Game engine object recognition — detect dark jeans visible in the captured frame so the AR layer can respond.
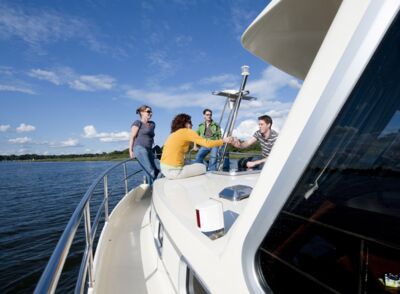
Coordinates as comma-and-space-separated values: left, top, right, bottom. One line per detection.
237, 155, 264, 171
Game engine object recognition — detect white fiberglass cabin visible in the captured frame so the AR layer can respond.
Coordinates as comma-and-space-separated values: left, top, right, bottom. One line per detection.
36, 0, 400, 293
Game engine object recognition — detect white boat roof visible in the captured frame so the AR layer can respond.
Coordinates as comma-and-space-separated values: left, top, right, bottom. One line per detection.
241, 0, 342, 80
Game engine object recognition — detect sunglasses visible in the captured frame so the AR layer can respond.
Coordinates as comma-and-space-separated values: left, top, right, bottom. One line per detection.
144, 110, 152, 114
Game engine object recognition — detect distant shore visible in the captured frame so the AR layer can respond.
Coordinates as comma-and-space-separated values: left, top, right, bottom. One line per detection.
0, 150, 129, 162
1, 144, 262, 162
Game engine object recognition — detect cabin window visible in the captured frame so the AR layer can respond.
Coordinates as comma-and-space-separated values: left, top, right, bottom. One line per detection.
256, 13, 400, 294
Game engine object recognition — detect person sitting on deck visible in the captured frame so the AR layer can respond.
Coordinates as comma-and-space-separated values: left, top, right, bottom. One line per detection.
193, 108, 222, 171
233, 115, 278, 170
160, 113, 234, 180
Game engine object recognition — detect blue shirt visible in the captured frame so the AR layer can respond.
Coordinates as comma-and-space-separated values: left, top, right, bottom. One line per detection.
132, 120, 155, 149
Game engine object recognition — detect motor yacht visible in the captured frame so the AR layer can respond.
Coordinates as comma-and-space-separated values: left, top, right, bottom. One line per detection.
35, 0, 400, 293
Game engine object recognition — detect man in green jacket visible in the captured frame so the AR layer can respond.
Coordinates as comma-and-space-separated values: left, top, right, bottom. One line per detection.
193, 108, 221, 171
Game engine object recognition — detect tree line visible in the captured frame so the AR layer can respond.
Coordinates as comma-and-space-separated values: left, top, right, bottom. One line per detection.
0, 149, 130, 161
0, 142, 261, 162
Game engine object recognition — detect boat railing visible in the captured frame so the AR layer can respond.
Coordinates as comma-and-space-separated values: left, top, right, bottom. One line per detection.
34, 159, 145, 294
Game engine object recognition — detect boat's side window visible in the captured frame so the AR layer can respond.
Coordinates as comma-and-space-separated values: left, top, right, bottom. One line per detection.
256, 13, 400, 294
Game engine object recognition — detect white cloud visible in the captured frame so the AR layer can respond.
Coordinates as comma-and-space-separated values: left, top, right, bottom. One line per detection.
16, 123, 36, 133
0, 66, 13, 76
83, 125, 97, 138
0, 84, 35, 94
288, 79, 302, 89
231, 108, 288, 140
177, 83, 193, 91
28, 66, 116, 92
28, 69, 61, 85
247, 66, 296, 99
126, 88, 222, 110
126, 65, 300, 139
232, 120, 258, 139
144, 50, 177, 86
49, 138, 80, 147
69, 75, 115, 91
230, 2, 261, 37
69, 80, 91, 91
0, 3, 107, 54
99, 132, 130, 142
60, 138, 79, 147
265, 108, 291, 132
126, 66, 299, 116
9, 137, 32, 144
0, 124, 11, 132
200, 74, 238, 88
17, 148, 30, 154
83, 125, 129, 142
231, 66, 299, 125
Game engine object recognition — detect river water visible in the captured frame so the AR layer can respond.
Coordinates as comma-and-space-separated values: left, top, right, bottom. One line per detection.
0, 161, 144, 293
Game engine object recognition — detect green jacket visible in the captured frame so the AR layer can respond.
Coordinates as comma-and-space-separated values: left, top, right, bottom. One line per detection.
197, 121, 221, 140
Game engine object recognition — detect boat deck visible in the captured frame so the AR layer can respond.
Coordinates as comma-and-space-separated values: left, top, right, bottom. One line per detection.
92, 171, 260, 294
92, 185, 168, 294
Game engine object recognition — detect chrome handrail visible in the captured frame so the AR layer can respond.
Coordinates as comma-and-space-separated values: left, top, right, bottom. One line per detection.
34, 159, 144, 294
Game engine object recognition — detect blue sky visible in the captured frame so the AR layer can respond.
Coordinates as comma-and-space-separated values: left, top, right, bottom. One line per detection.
0, 0, 300, 155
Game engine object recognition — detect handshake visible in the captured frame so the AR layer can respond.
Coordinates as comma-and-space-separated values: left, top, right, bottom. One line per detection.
222, 136, 241, 148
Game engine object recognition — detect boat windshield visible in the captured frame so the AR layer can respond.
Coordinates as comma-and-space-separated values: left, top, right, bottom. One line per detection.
257, 13, 400, 294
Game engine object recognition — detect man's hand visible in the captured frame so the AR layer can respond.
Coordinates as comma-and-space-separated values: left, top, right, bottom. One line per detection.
232, 137, 241, 148
192, 145, 199, 152
246, 160, 258, 168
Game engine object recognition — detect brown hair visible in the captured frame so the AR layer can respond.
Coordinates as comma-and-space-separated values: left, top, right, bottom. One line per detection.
136, 105, 151, 116
258, 115, 272, 127
171, 113, 192, 133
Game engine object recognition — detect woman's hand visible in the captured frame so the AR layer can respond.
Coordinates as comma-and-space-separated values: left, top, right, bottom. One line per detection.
223, 136, 234, 144
129, 150, 135, 159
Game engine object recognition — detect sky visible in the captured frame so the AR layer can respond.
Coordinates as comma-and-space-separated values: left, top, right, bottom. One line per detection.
0, 0, 301, 155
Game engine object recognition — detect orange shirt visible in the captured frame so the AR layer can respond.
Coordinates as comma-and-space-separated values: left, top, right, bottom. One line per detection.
161, 128, 223, 167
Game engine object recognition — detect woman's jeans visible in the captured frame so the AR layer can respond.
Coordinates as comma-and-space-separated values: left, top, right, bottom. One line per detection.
194, 147, 219, 171
133, 145, 159, 185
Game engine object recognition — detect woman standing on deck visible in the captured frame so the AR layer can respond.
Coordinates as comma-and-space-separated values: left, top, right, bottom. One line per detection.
129, 105, 159, 185
160, 113, 233, 179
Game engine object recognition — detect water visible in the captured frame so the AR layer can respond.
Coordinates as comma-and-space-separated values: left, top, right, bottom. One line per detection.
0, 161, 144, 293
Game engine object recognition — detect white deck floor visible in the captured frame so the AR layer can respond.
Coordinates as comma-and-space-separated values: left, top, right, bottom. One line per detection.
92, 185, 152, 294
